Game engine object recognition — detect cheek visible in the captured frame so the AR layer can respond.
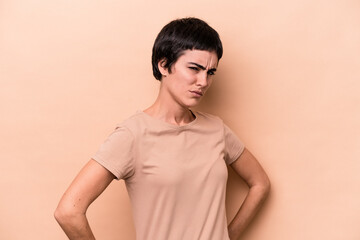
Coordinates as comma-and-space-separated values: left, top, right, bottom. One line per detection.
208, 77, 214, 86
172, 71, 194, 89
181, 70, 196, 84
169, 69, 196, 94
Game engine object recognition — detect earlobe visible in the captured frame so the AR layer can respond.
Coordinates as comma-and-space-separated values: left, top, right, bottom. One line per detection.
158, 59, 168, 77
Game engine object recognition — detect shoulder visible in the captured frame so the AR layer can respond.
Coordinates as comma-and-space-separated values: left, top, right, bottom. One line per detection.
195, 111, 240, 137
112, 111, 144, 134
192, 110, 227, 132
113, 109, 170, 137
194, 110, 224, 124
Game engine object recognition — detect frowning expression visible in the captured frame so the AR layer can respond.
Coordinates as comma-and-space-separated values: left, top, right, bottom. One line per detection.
159, 49, 219, 107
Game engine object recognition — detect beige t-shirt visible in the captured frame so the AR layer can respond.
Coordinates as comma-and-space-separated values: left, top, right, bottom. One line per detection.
92, 109, 245, 240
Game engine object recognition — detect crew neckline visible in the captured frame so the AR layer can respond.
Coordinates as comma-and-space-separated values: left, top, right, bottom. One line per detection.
136, 109, 199, 129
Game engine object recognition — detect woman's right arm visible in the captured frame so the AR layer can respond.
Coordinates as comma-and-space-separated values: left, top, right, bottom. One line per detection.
54, 159, 115, 240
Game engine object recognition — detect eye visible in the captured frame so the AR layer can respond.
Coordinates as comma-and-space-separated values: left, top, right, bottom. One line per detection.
207, 70, 215, 76
189, 67, 199, 71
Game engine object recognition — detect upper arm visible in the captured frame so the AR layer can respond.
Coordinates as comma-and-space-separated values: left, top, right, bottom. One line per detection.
57, 159, 115, 215
230, 148, 270, 189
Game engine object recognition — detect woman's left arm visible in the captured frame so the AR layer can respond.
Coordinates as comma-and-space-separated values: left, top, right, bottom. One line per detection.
227, 148, 271, 240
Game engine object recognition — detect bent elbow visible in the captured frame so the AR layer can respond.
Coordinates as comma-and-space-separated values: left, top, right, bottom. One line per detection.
54, 205, 68, 224
264, 178, 271, 195
254, 176, 271, 198
261, 176, 271, 198
54, 203, 79, 225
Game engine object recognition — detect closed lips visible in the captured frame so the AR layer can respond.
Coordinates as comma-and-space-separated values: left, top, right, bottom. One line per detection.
190, 90, 203, 96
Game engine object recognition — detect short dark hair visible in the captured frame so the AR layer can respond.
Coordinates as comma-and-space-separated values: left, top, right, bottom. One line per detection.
151, 17, 223, 81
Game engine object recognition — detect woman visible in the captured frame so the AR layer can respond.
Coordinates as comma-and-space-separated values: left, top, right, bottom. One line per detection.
55, 17, 270, 240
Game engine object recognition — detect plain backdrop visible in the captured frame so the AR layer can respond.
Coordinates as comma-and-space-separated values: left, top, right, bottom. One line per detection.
1, 0, 359, 239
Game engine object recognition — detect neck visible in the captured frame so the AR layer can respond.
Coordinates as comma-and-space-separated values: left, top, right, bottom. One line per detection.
143, 90, 195, 126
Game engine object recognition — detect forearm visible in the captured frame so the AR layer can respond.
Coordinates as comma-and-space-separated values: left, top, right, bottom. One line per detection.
55, 211, 96, 240
227, 185, 270, 240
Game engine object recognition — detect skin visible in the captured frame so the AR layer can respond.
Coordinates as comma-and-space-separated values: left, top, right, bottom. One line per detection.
54, 49, 270, 240
143, 49, 218, 125
54, 160, 113, 239
227, 149, 270, 239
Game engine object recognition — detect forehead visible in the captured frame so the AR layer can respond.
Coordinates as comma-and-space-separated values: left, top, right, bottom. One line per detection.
178, 49, 218, 67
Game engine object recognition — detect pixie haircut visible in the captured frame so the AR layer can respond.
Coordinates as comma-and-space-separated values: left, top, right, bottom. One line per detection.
152, 17, 223, 81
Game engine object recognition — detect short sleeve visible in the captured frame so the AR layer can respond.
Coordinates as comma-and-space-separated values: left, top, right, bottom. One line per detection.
223, 122, 245, 165
91, 125, 135, 180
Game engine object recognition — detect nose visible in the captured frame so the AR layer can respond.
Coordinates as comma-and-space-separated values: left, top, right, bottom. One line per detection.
196, 72, 209, 88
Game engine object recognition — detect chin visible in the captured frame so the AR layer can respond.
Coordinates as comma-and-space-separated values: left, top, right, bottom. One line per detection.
185, 99, 202, 108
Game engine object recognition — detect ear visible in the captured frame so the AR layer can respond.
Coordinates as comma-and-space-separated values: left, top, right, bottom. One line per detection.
158, 58, 169, 77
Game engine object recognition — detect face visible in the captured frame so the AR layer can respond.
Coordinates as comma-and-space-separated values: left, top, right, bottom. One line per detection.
159, 49, 218, 108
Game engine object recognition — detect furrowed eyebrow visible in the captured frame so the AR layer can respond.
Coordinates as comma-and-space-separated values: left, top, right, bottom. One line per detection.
188, 62, 217, 72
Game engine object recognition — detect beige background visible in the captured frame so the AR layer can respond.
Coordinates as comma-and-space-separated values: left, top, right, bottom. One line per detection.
1, 0, 359, 239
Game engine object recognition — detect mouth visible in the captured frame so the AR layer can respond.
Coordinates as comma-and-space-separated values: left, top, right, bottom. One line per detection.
189, 90, 203, 96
